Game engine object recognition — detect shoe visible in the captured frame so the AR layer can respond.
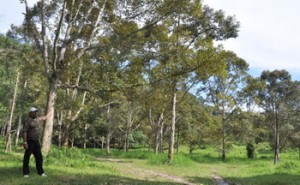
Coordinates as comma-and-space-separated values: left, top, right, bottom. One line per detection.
41, 173, 47, 177
24, 175, 29, 178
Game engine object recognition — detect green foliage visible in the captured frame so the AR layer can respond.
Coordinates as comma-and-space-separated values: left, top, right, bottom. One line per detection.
131, 130, 148, 146
256, 142, 272, 154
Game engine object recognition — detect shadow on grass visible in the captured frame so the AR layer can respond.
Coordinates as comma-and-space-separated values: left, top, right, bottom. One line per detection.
190, 173, 300, 185
242, 173, 300, 185
0, 166, 197, 185
2, 164, 300, 185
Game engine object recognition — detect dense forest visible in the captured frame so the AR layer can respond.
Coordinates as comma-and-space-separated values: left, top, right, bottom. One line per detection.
1, 0, 300, 165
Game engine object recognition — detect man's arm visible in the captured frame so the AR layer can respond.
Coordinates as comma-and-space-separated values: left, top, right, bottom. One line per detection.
39, 111, 52, 121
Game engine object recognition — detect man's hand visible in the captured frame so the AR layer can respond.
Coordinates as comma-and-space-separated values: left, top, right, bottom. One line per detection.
40, 110, 53, 121
23, 142, 28, 150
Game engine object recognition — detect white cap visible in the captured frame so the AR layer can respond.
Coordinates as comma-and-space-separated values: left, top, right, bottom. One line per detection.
29, 107, 38, 112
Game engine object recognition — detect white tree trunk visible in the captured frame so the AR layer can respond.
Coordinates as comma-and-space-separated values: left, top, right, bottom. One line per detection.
42, 77, 57, 154
57, 111, 63, 148
5, 71, 19, 153
15, 115, 22, 146
106, 104, 112, 154
168, 90, 176, 162
154, 112, 164, 154
274, 105, 280, 164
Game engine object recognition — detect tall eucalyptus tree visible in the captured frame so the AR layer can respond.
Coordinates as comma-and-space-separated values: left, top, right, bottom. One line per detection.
257, 70, 297, 164
142, 1, 240, 161
199, 51, 249, 160
15, 0, 170, 153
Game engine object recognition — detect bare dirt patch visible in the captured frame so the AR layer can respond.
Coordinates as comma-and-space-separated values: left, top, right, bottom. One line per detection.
211, 173, 229, 185
96, 157, 198, 184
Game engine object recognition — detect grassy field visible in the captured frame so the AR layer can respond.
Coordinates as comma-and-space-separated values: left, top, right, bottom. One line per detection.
1, 141, 300, 185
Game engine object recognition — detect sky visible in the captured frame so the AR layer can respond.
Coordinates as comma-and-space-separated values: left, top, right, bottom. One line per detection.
203, 0, 300, 80
1, 0, 300, 80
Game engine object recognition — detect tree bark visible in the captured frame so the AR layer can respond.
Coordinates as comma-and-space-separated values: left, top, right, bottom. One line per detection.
150, 108, 164, 154
62, 91, 87, 148
124, 109, 132, 152
106, 130, 112, 154
168, 89, 177, 162
106, 104, 112, 154
101, 136, 105, 149
5, 71, 20, 153
57, 111, 63, 148
274, 104, 280, 164
84, 123, 89, 149
15, 80, 27, 146
42, 75, 57, 154
158, 113, 164, 154
221, 117, 226, 160
15, 115, 22, 146
176, 124, 180, 154
62, 122, 70, 148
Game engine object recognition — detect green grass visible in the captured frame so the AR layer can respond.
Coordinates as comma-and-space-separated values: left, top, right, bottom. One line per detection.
1, 141, 300, 185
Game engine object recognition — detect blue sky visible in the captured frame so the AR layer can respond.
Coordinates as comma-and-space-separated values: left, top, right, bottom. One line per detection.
1, 0, 299, 80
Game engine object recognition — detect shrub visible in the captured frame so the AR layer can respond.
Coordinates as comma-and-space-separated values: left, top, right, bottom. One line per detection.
256, 143, 271, 154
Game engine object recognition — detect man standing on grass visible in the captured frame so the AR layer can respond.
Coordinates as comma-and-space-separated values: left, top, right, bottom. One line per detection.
22, 107, 51, 178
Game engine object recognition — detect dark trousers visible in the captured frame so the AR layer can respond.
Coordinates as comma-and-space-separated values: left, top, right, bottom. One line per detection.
23, 140, 44, 175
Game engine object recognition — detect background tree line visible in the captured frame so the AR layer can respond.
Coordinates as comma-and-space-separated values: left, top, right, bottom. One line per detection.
1, 0, 300, 164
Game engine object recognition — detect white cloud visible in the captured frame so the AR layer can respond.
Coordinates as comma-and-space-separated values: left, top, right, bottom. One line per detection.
204, 0, 300, 80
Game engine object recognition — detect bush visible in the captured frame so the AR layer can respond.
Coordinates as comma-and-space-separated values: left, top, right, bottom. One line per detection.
45, 147, 93, 168
256, 143, 272, 154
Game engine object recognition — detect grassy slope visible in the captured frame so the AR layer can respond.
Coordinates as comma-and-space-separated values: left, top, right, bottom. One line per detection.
1, 142, 300, 185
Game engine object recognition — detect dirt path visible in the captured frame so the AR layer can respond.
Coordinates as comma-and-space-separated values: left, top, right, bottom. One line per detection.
120, 163, 197, 185
98, 157, 231, 185
211, 173, 229, 185
98, 157, 198, 185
